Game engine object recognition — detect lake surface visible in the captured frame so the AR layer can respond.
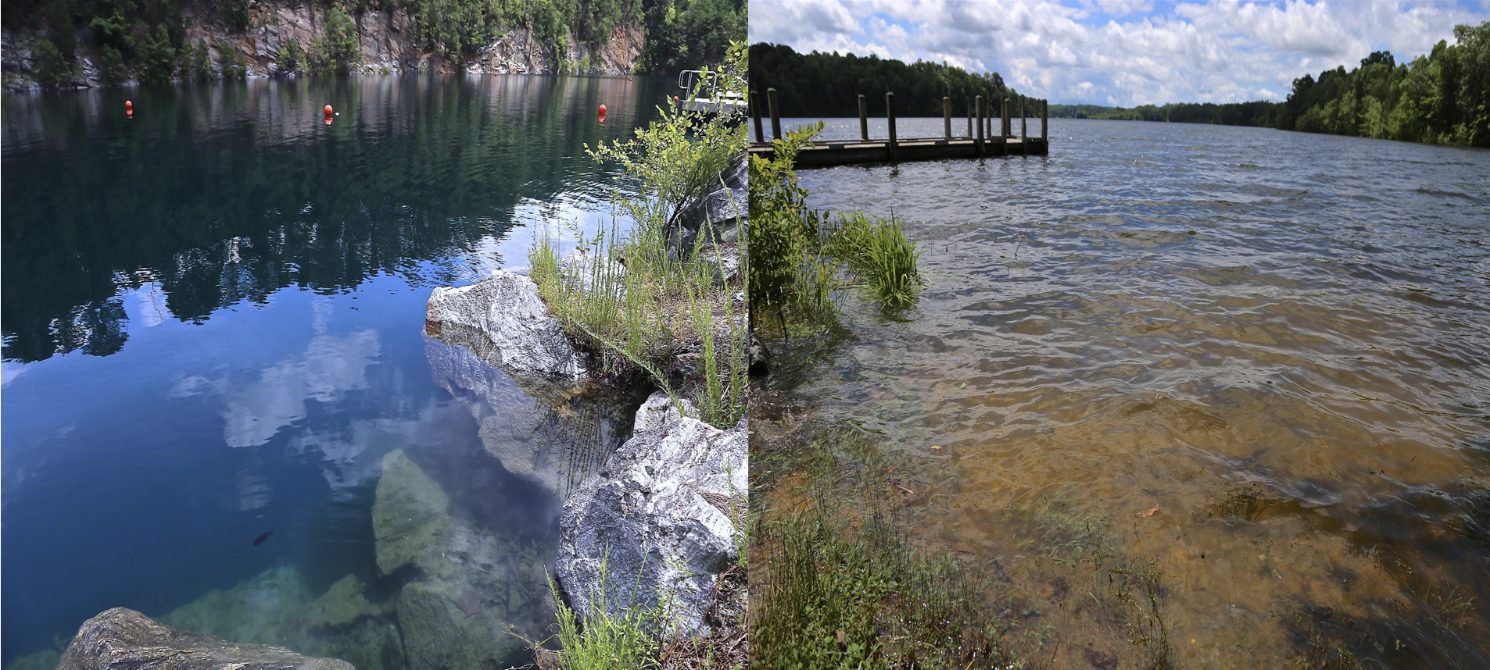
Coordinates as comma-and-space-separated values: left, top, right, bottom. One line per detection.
768, 117, 1490, 667
1, 74, 667, 667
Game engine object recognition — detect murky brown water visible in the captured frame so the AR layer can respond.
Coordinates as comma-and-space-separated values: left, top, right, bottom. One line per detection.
761, 118, 1490, 667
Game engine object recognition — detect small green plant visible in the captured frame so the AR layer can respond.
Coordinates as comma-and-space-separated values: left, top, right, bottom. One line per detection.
832, 211, 923, 309
31, 40, 72, 88
275, 38, 303, 75
546, 550, 661, 670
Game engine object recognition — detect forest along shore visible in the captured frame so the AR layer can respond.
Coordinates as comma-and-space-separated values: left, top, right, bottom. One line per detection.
1, 0, 744, 90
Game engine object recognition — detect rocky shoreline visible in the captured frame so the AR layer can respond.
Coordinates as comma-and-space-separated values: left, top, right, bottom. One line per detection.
3, 1, 642, 93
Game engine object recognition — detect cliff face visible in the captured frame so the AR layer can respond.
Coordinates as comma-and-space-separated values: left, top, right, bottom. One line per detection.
2, 1, 644, 91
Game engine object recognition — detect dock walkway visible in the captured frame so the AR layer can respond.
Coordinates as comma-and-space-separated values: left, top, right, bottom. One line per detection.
749, 89, 1049, 168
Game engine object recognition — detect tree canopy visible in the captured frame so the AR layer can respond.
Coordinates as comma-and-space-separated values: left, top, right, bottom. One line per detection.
748, 42, 1024, 118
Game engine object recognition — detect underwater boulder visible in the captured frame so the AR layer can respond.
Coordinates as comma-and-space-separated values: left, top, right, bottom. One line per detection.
372, 449, 455, 578
57, 607, 353, 670
556, 392, 747, 637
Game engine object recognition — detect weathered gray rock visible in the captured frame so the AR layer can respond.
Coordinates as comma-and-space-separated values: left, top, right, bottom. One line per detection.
669, 155, 748, 262
426, 270, 587, 380
556, 393, 747, 637
747, 331, 770, 377
57, 607, 353, 670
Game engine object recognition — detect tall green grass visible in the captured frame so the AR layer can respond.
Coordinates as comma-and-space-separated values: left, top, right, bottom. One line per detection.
831, 211, 924, 309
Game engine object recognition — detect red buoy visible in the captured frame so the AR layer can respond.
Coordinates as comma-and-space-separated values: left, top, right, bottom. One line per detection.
598, 103, 607, 123
324, 104, 333, 115
324, 117, 333, 126
125, 100, 133, 111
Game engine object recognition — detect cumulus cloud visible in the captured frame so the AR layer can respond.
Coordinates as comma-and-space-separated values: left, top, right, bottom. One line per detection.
749, 0, 1489, 106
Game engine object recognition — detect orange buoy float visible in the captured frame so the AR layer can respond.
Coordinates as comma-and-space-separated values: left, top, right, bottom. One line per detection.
125, 100, 133, 111
324, 104, 333, 115
598, 103, 607, 122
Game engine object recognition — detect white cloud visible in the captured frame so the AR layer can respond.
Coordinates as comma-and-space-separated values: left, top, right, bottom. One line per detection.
750, 0, 1490, 106
171, 330, 382, 447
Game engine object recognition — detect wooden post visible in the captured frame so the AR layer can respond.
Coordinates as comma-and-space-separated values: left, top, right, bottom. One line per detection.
886, 91, 897, 164
999, 98, 1008, 155
751, 90, 764, 144
1021, 98, 1028, 157
943, 96, 951, 139
767, 88, 781, 141
975, 95, 985, 157
1042, 99, 1048, 148
966, 100, 972, 137
858, 94, 868, 141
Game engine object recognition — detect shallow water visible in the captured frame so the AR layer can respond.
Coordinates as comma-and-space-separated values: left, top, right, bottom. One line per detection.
771, 117, 1490, 666
1, 74, 666, 665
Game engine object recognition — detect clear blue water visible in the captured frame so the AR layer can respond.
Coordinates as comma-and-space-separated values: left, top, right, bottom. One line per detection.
1, 74, 667, 665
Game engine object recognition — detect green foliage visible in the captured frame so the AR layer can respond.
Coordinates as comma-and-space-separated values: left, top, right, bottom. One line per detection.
308, 7, 360, 74
1277, 21, 1490, 147
275, 38, 303, 75
136, 23, 176, 85
530, 42, 748, 428
45, 0, 75, 64
186, 39, 211, 80
97, 44, 127, 83
217, 0, 250, 34
546, 553, 661, 670
88, 6, 134, 59
831, 211, 922, 310
750, 42, 1017, 117
748, 121, 837, 328
641, 0, 744, 74
215, 42, 246, 80
31, 40, 72, 87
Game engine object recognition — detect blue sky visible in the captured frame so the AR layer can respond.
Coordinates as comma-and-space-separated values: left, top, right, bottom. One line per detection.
748, 0, 1490, 106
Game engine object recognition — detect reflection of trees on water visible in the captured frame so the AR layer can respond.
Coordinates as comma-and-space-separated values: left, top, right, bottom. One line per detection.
1, 75, 661, 362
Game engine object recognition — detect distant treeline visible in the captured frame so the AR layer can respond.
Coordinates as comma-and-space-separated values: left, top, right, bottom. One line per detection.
1046, 101, 1279, 127
749, 42, 1028, 118
1047, 21, 1489, 148
1277, 22, 1489, 147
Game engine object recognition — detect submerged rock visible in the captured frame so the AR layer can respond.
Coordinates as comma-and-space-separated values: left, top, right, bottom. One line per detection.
556, 392, 747, 637
424, 335, 634, 498
371, 448, 555, 667
426, 270, 587, 380
372, 449, 455, 577
57, 607, 352, 670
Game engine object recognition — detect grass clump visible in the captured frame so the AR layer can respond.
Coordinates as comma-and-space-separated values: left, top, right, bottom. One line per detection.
831, 211, 923, 309
528, 42, 748, 429
749, 123, 925, 336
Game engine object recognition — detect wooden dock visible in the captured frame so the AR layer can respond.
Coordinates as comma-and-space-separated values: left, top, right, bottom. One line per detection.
749, 89, 1049, 167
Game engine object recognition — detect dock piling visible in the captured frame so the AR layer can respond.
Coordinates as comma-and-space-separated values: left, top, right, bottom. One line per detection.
1042, 99, 1048, 143
767, 88, 781, 141
975, 96, 985, 157
943, 97, 951, 139
1021, 99, 1028, 157
886, 92, 898, 164
751, 90, 764, 144
966, 100, 972, 137
858, 94, 868, 141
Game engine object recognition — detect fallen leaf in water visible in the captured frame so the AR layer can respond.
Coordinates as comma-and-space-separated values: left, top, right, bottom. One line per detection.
1138, 504, 1160, 518
1083, 643, 1118, 670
